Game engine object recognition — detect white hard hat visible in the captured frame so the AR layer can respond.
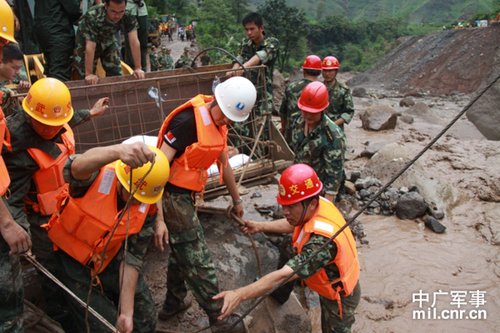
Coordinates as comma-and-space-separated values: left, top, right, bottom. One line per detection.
214, 76, 257, 122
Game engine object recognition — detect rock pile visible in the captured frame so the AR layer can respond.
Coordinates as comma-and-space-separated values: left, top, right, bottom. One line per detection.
340, 175, 447, 235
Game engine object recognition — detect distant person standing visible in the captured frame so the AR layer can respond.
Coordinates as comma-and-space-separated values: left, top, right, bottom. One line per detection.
279, 54, 322, 142
149, 45, 160, 71
322, 56, 354, 130
125, 0, 148, 71
158, 47, 174, 70
34, 0, 80, 81
174, 47, 192, 68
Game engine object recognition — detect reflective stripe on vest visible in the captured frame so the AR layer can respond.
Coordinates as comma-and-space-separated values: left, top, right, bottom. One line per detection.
26, 125, 75, 216
46, 164, 150, 274
0, 104, 11, 195
157, 94, 227, 192
292, 197, 360, 300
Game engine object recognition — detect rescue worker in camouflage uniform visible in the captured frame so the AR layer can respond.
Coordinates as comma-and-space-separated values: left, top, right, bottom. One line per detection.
0, 44, 28, 117
279, 54, 322, 142
74, 0, 145, 85
149, 45, 160, 71
290, 81, 346, 202
322, 56, 355, 130
174, 46, 192, 69
34, 0, 80, 81
3, 78, 109, 328
0, 2, 32, 331
215, 163, 361, 333
227, 12, 279, 151
45, 142, 169, 333
228, 12, 279, 116
158, 46, 174, 70
154, 77, 256, 333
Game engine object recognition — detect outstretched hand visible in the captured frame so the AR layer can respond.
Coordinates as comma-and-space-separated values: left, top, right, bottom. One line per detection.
89, 97, 110, 118
240, 220, 260, 235
212, 290, 242, 321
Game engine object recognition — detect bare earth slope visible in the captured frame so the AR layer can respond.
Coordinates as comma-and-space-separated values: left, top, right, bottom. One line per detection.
349, 25, 500, 96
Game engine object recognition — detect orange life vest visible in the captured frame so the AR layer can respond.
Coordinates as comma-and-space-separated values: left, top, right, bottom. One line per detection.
157, 94, 227, 192
0, 101, 11, 196
46, 164, 153, 274
25, 125, 75, 216
292, 197, 360, 303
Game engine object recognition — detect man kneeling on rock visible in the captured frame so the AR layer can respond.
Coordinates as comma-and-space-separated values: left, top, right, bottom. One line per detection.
214, 164, 361, 333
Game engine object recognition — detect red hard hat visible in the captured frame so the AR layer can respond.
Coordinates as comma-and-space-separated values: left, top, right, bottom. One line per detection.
302, 55, 322, 70
297, 81, 329, 113
322, 56, 340, 70
277, 164, 323, 206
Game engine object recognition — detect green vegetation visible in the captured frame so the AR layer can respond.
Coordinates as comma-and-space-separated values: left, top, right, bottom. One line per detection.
145, 0, 500, 72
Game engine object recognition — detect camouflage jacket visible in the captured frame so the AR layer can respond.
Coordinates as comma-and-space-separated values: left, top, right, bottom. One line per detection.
236, 35, 279, 97
174, 54, 192, 69
76, 4, 138, 48
0, 82, 18, 117
324, 79, 354, 125
290, 114, 346, 195
3, 110, 91, 230
279, 78, 312, 142
158, 54, 174, 70
286, 233, 339, 281
149, 52, 159, 71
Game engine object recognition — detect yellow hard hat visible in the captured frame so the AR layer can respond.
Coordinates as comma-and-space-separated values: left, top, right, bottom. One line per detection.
22, 78, 74, 126
0, 0, 17, 44
115, 146, 170, 204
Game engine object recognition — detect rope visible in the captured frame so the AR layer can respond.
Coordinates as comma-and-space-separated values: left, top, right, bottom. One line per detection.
236, 115, 269, 188
222, 73, 500, 331
23, 253, 118, 332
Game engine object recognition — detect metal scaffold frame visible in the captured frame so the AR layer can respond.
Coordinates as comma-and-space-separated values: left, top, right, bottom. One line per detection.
64, 64, 293, 197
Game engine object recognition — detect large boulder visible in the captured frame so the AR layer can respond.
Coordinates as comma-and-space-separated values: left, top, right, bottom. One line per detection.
360, 105, 398, 131
466, 78, 500, 140
362, 143, 457, 209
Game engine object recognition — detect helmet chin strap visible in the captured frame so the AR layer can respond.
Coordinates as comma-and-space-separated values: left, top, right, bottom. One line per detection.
298, 200, 312, 226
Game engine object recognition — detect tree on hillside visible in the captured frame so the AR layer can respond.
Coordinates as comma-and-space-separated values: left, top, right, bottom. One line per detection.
145, 0, 165, 13
164, 0, 190, 16
195, 0, 242, 63
257, 0, 306, 71
230, 0, 250, 24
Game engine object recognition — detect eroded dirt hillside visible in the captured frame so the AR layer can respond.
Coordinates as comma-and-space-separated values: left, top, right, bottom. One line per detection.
349, 25, 500, 96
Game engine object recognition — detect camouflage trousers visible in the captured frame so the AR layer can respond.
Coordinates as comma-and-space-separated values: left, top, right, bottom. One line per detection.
320, 282, 361, 333
162, 192, 222, 317
28, 214, 73, 327
56, 251, 156, 333
0, 239, 24, 333
74, 40, 123, 78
